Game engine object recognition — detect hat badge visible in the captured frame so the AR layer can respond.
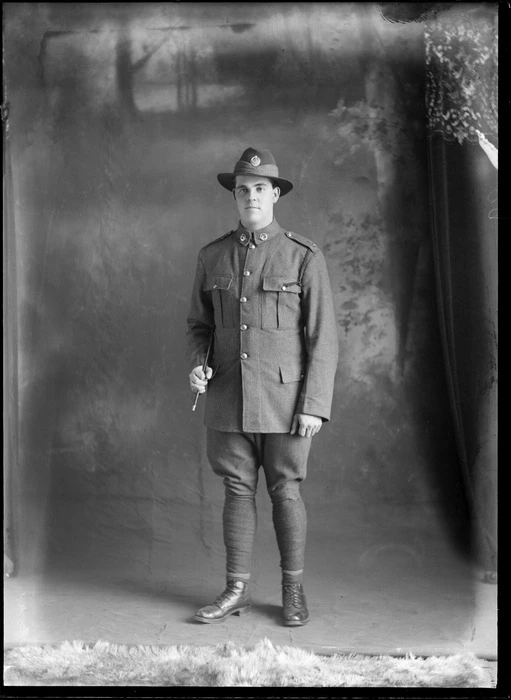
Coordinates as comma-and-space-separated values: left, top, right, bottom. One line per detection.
250, 155, 261, 167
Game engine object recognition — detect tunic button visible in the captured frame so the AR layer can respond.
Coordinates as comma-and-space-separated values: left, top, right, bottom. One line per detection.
240, 324, 248, 331
240, 296, 247, 303
259, 232, 268, 241
240, 353, 248, 360
249, 244, 256, 249
243, 270, 251, 276
286, 232, 292, 238
281, 285, 287, 291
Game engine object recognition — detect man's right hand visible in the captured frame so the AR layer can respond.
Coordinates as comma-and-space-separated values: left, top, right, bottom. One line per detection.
189, 365, 213, 394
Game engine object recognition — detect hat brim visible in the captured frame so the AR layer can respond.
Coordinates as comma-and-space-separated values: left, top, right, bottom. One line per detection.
217, 173, 293, 196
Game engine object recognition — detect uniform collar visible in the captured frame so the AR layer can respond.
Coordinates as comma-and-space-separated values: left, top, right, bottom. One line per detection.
235, 218, 284, 246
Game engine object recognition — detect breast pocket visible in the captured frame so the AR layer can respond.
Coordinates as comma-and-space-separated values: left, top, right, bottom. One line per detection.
204, 275, 235, 329
261, 277, 302, 330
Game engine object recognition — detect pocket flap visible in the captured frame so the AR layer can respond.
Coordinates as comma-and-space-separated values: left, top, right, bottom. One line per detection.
262, 277, 301, 293
280, 364, 305, 383
204, 275, 233, 291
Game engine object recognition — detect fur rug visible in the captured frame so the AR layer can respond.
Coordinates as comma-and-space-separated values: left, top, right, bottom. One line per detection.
4, 638, 490, 687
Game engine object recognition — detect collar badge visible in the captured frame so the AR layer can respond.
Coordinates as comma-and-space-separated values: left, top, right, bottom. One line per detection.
250, 155, 261, 167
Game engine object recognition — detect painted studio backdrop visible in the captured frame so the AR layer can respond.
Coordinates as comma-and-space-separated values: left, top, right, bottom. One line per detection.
4, 2, 497, 591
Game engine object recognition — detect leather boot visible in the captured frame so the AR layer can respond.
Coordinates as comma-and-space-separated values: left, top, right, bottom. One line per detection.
194, 580, 252, 624
282, 582, 309, 626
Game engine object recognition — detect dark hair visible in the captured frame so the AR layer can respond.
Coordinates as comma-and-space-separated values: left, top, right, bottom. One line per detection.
233, 175, 279, 191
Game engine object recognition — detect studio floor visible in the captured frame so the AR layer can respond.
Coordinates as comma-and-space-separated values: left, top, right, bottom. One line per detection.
5, 501, 496, 671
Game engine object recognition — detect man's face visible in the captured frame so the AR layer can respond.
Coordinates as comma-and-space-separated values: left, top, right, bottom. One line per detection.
233, 175, 280, 229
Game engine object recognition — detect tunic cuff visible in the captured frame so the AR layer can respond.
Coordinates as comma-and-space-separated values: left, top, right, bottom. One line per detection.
295, 398, 331, 423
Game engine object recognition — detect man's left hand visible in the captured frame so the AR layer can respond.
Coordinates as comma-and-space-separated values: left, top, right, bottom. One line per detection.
290, 414, 323, 438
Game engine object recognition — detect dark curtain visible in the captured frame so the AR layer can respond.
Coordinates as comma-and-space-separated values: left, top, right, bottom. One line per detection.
425, 4, 498, 573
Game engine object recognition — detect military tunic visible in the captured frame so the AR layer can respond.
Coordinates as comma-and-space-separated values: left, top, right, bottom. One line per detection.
186, 218, 339, 433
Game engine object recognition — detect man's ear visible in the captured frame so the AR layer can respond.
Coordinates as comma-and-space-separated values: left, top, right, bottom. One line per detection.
273, 186, 281, 202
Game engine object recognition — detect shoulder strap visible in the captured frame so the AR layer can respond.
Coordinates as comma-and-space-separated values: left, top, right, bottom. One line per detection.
284, 230, 318, 253
282, 231, 319, 287
203, 231, 234, 248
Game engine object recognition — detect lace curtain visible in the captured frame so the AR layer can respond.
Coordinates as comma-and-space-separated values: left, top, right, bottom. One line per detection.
425, 8, 498, 145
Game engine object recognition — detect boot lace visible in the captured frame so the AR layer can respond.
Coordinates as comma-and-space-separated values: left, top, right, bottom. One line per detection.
214, 580, 243, 606
283, 583, 303, 608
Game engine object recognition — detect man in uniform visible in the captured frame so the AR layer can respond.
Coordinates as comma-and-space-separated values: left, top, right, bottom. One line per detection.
186, 147, 338, 626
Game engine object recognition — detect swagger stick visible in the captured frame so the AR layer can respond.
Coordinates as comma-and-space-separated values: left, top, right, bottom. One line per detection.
192, 330, 214, 411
